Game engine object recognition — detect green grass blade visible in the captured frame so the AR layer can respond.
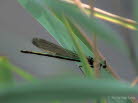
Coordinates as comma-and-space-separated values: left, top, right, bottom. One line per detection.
63, 16, 94, 77
94, 9, 137, 31
0, 77, 138, 103
7, 63, 35, 81
66, 0, 138, 31
0, 57, 35, 81
0, 57, 13, 84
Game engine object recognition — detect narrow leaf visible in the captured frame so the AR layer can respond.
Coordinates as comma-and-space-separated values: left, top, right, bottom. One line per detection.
0, 77, 138, 103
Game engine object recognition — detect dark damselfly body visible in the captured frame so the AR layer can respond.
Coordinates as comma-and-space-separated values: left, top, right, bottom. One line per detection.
21, 38, 107, 69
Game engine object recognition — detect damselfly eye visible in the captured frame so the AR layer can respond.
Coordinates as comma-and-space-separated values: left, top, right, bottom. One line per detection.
102, 60, 107, 68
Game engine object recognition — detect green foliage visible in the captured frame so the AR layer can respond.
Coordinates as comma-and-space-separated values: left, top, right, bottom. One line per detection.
0, 57, 13, 84
0, 77, 137, 103
18, 0, 129, 55
0, 57, 34, 82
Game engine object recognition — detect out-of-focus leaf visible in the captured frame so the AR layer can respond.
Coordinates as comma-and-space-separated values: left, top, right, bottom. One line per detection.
0, 77, 138, 103
0, 57, 13, 84
0, 56, 34, 81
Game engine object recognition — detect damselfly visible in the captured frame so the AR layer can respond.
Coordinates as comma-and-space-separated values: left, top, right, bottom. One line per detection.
21, 38, 107, 70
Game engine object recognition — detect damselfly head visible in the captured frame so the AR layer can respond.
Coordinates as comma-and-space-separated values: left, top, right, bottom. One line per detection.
102, 60, 107, 68
87, 56, 94, 68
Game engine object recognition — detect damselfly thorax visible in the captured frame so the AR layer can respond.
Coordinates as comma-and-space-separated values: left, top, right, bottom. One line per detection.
21, 38, 106, 69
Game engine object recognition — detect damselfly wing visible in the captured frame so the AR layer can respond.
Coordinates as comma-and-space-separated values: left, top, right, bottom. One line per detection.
32, 38, 79, 59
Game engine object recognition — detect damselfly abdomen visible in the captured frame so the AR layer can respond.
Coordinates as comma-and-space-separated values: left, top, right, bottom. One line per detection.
21, 38, 106, 69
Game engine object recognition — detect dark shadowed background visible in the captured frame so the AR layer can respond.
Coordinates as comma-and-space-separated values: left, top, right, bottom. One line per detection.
0, 0, 136, 81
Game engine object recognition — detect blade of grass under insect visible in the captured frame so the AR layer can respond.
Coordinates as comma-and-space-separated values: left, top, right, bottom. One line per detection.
0, 57, 13, 84
0, 77, 138, 103
63, 16, 94, 77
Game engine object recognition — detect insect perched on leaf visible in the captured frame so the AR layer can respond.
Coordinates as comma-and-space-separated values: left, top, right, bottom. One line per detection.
21, 38, 107, 72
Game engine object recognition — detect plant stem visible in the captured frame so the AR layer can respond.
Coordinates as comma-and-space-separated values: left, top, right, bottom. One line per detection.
64, 0, 138, 30
88, 0, 100, 77
74, 23, 120, 79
